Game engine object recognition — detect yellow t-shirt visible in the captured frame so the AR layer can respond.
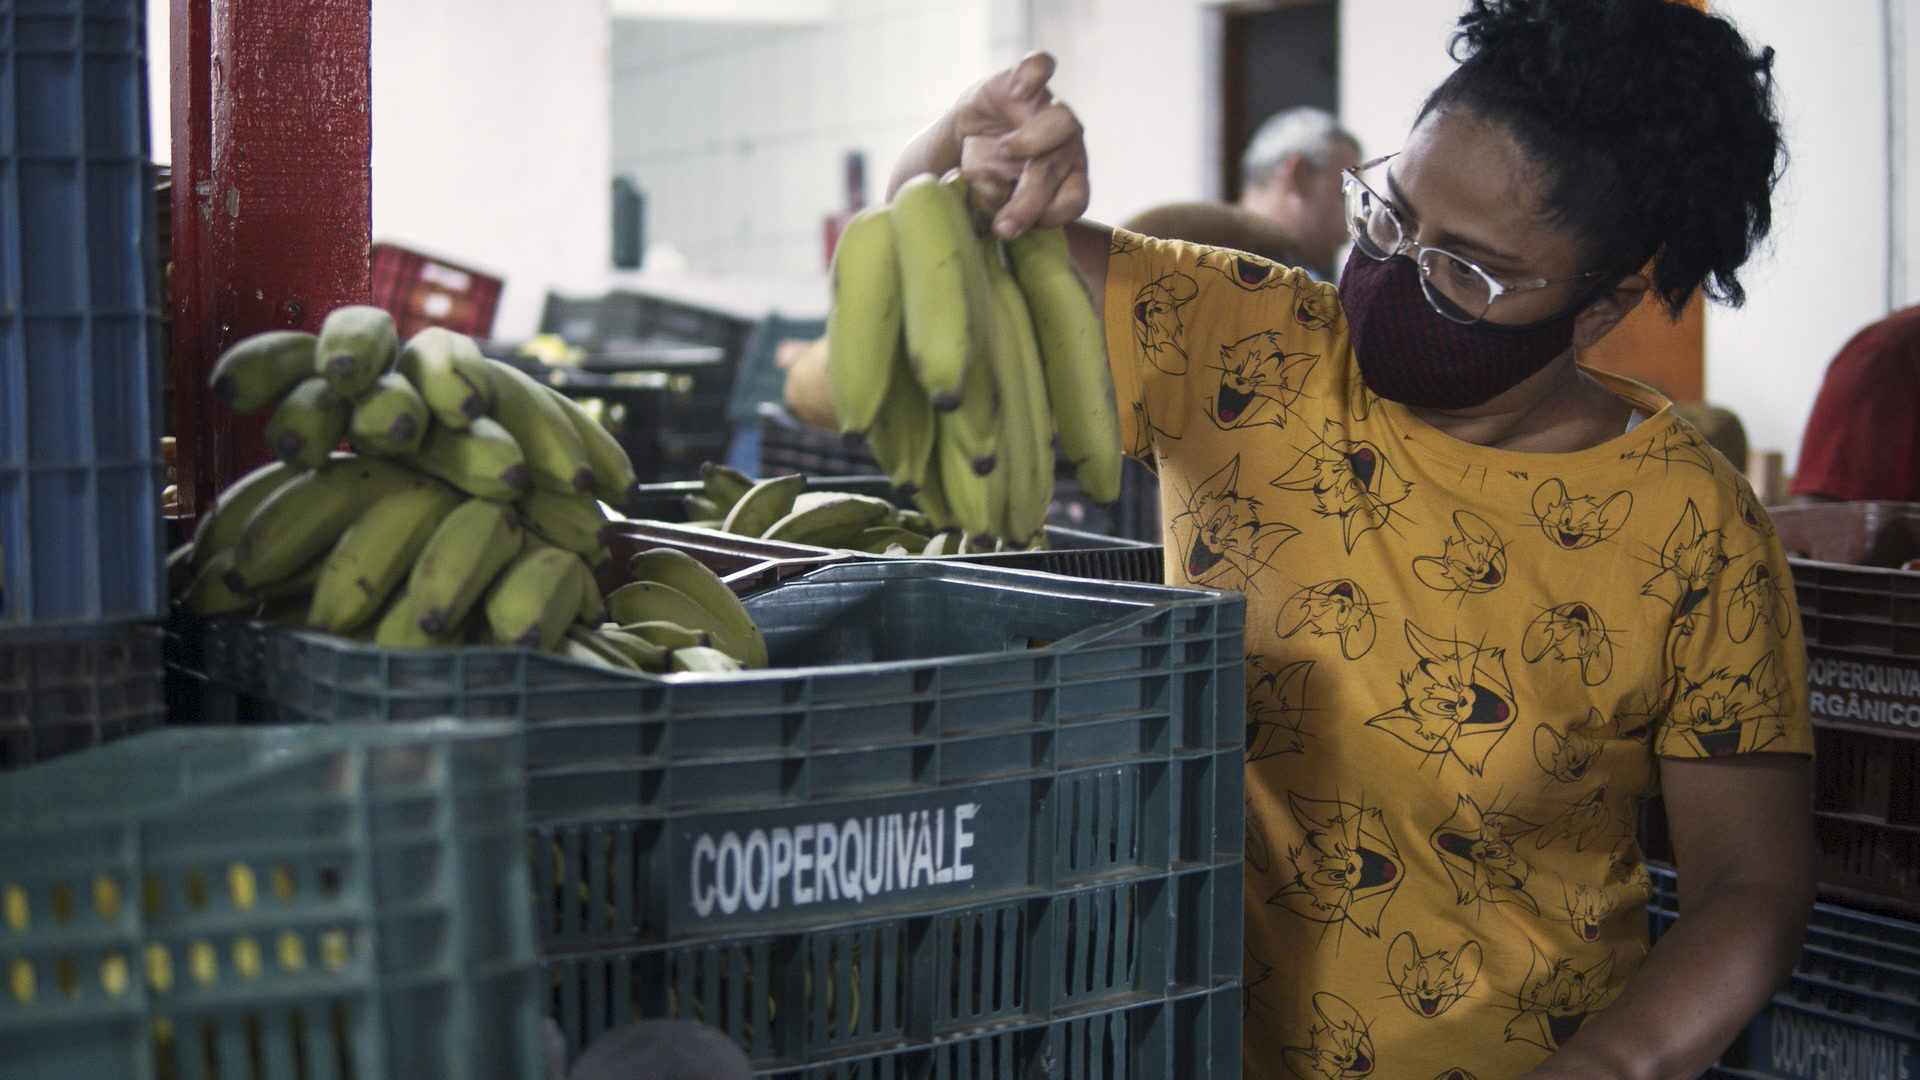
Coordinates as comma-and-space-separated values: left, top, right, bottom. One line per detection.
1102, 230, 1813, 1080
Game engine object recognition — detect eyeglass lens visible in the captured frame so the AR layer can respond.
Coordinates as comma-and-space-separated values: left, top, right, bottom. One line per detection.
1344, 174, 1496, 323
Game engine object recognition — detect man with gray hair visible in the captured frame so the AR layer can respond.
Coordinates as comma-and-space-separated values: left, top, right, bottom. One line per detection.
1123, 106, 1361, 281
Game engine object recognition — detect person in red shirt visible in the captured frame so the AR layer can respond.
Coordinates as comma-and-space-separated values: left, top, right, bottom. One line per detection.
1791, 305, 1920, 502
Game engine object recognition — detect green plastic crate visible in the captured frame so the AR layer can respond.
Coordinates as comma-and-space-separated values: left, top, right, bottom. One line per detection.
0, 721, 544, 1080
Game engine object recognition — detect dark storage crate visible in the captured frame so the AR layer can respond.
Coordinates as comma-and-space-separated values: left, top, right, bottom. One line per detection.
0, 720, 543, 1080
539, 289, 755, 363
0, 620, 163, 770
627, 477, 1166, 585
1647, 863, 1919, 1080
0, 0, 165, 629
755, 403, 881, 478
369, 241, 502, 341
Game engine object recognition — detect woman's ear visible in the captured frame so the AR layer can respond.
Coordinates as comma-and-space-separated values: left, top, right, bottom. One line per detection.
1571, 273, 1650, 349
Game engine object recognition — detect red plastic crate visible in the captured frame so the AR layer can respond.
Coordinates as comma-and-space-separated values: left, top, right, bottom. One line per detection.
370, 242, 504, 340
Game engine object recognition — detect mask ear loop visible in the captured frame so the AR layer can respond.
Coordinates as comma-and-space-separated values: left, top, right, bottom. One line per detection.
1465, 269, 1626, 339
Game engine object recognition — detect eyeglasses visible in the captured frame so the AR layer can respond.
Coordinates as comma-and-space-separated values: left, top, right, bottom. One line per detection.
1342, 153, 1606, 325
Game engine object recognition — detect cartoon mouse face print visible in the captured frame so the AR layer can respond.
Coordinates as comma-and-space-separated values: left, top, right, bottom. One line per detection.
1270, 793, 1404, 938
1282, 993, 1377, 1080
1559, 883, 1619, 943
1171, 456, 1299, 588
1386, 932, 1483, 1019
1278, 578, 1381, 660
1532, 717, 1603, 783
1367, 624, 1518, 775
1208, 331, 1319, 430
1530, 480, 1631, 551
1132, 272, 1199, 374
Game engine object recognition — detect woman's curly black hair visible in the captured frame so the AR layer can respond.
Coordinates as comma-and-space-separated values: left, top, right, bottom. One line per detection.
1420, 0, 1782, 316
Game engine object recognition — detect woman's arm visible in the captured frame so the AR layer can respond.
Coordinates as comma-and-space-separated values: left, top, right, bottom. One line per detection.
1520, 753, 1814, 1080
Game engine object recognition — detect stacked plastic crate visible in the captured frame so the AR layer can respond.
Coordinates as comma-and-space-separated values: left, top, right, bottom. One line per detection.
0, 0, 166, 767
168, 560, 1248, 1076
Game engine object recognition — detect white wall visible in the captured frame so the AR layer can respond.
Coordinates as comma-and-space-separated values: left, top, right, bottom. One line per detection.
370, 0, 612, 342
610, 1, 1000, 280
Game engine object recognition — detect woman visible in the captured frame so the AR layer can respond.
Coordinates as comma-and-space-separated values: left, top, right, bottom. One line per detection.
858, 1, 1814, 1078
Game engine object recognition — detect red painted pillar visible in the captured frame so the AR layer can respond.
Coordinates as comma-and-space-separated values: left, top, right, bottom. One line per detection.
169, 0, 372, 520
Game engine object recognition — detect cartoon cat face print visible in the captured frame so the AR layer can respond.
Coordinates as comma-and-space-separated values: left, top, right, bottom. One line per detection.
1197, 246, 1291, 291
1270, 793, 1404, 938
1530, 480, 1631, 551
1208, 331, 1319, 429
1413, 511, 1508, 595
1282, 993, 1377, 1080
1367, 624, 1518, 775
1385, 932, 1483, 1019
1429, 794, 1541, 914
1273, 440, 1414, 552
1522, 602, 1616, 686
1504, 945, 1616, 1052
1292, 284, 1338, 331
1533, 786, 1612, 851
1642, 500, 1729, 620
1671, 652, 1793, 756
1132, 272, 1199, 374
1248, 658, 1315, 760
1727, 559, 1793, 645
1171, 456, 1300, 588
1277, 578, 1380, 660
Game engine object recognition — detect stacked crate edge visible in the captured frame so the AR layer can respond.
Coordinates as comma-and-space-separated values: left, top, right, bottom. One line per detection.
0, 719, 545, 1080
0, 0, 166, 629
167, 560, 1247, 1076
0, 620, 165, 771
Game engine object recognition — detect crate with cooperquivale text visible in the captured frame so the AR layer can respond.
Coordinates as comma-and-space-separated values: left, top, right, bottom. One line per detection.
0, 720, 544, 1080
165, 561, 1246, 1075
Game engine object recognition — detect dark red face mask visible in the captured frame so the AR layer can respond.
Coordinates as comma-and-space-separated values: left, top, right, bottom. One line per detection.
1338, 248, 1591, 410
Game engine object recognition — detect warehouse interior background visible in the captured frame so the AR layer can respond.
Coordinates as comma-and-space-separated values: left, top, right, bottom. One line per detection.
144, 0, 1920, 475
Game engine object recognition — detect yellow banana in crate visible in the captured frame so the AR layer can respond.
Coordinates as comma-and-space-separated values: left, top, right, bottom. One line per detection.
315, 305, 398, 399
624, 547, 767, 668
720, 474, 806, 537
699, 462, 756, 516
226, 456, 424, 594
561, 625, 642, 670
761, 494, 894, 548
346, 372, 429, 458
857, 526, 928, 555
571, 556, 606, 624
862, 345, 936, 491
264, 376, 351, 470
185, 549, 325, 617
981, 237, 1056, 545
410, 415, 529, 502
517, 488, 613, 556
618, 619, 709, 651
481, 361, 595, 496
372, 591, 467, 648
406, 498, 525, 636
1008, 225, 1122, 504
208, 330, 318, 415
825, 204, 903, 435
909, 447, 956, 530
607, 582, 740, 667
669, 646, 745, 673
483, 546, 584, 650
307, 481, 465, 634
395, 326, 491, 430
538, 383, 638, 506
189, 460, 298, 570
890, 173, 992, 409
590, 626, 668, 671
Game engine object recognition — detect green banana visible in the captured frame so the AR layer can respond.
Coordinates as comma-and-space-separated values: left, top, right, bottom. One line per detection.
825, 204, 902, 435
316, 305, 398, 399
591, 627, 668, 671
395, 326, 491, 430
618, 619, 709, 651
624, 547, 768, 668
606, 581, 752, 668
863, 343, 936, 491
890, 172, 992, 409
684, 494, 723, 521
481, 361, 594, 496
669, 646, 745, 674
190, 460, 298, 569
226, 456, 424, 593
372, 591, 466, 649
720, 473, 807, 537
761, 494, 894, 547
896, 509, 934, 534
561, 625, 642, 670
410, 415, 529, 502
265, 376, 351, 469
910, 447, 956, 530
407, 498, 525, 636
699, 462, 756, 514
347, 372, 429, 458
1009, 225, 1122, 504
540, 384, 637, 506
186, 549, 323, 616
571, 556, 606, 624
982, 236, 1056, 545
208, 330, 318, 415
517, 487, 612, 555
307, 481, 464, 634
483, 546, 584, 650
857, 526, 928, 554
922, 530, 962, 556
934, 413, 992, 536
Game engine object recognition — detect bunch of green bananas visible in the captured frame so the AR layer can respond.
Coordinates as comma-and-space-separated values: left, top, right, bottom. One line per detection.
674, 464, 1039, 556
824, 172, 1123, 548
168, 306, 684, 663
